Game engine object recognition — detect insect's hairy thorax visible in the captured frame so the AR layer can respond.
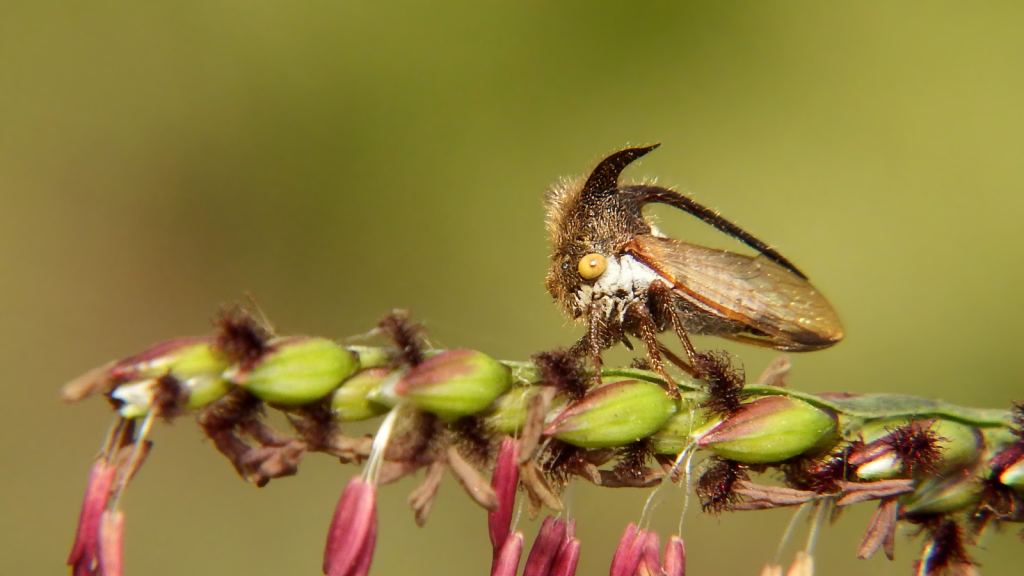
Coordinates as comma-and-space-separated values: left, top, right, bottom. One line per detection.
575, 254, 663, 323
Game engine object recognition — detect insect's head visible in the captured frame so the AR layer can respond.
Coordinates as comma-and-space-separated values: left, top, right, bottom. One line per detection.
543, 145, 659, 318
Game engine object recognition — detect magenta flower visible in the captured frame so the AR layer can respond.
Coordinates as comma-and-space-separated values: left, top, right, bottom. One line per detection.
67, 460, 116, 576
663, 536, 686, 576
66, 413, 154, 576
489, 437, 521, 557
609, 523, 646, 576
609, 524, 685, 576
548, 535, 580, 576
635, 531, 661, 576
491, 532, 525, 576
98, 510, 125, 576
491, 516, 579, 576
524, 516, 569, 576
323, 476, 378, 576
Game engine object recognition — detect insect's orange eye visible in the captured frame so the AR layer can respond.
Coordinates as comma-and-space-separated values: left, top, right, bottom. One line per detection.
577, 253, 607, 280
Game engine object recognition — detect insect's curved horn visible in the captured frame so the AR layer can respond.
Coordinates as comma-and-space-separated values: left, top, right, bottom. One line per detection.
625, 184, 809, 279
578, 144, 660, 205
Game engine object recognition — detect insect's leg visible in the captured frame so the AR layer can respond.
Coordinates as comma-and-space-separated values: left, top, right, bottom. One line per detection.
568, 334, 589, 358
670, 318, 700, 365
569, 303, 609, 381
569, 332, 602, 377
588, 311, 604, 372
648, 280, 701, 370
657, 343, 699, 378
627, 301, 680, 399
620, 335, 634, 350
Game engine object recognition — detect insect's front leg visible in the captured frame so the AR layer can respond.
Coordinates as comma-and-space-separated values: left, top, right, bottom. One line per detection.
585, 303, 608, 379
568, 302, 609, 383
567, 332, 599, 372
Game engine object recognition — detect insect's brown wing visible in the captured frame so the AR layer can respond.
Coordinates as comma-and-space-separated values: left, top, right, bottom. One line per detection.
630, 236, 843, 351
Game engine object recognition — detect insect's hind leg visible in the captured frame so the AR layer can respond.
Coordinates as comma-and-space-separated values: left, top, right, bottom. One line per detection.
656, 343, 699, 379
648, 280, 703, 369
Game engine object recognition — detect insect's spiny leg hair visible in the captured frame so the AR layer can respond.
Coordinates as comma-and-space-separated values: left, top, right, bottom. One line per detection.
623, 184, 808, 280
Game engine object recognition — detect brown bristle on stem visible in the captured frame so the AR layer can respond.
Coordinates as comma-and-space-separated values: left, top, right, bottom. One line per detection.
448, 416, 496, 467
152, 373, 186, 421
778, 456, 817, 492
199, 389, 264, 435
915, 518, 976, 575
694, 350, 745, 416
388, 410, 441, 465
883, 420, 945, 476
288, 399, 336, 452
613, 439, 654, 481
196, 389, 270, 482
1011, 401, 1024, 438
540, 440, 590, 488
970, 474, 1019, 534
377, 310, 428, 367
532, 349, 589, 400
215, 307, 273, 367
696, 457, 749, 515
801, 445, 854, 494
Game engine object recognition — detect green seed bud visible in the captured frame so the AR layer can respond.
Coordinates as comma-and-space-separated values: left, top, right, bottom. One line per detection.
346, 345, 393, 370
184, 374, 234, 411
901, 469, 983, 516
933, 420, 983, 470
544, 380, 677, 449
109, 337, 221, 380
109, 338, 233, 417
485, 386, 541, 434
173, 343, 234, 410
696, 396, 838, 464
227, 336, 357, 406
330, 368, 392, 422
650, 393, 718, 455
393, 349, 512, 420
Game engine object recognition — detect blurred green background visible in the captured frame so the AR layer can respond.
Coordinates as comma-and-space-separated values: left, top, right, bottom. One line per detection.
2, 2, 1022, 575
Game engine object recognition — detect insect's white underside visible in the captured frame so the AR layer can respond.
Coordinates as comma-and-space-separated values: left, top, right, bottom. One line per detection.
575, 255, 663, 322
